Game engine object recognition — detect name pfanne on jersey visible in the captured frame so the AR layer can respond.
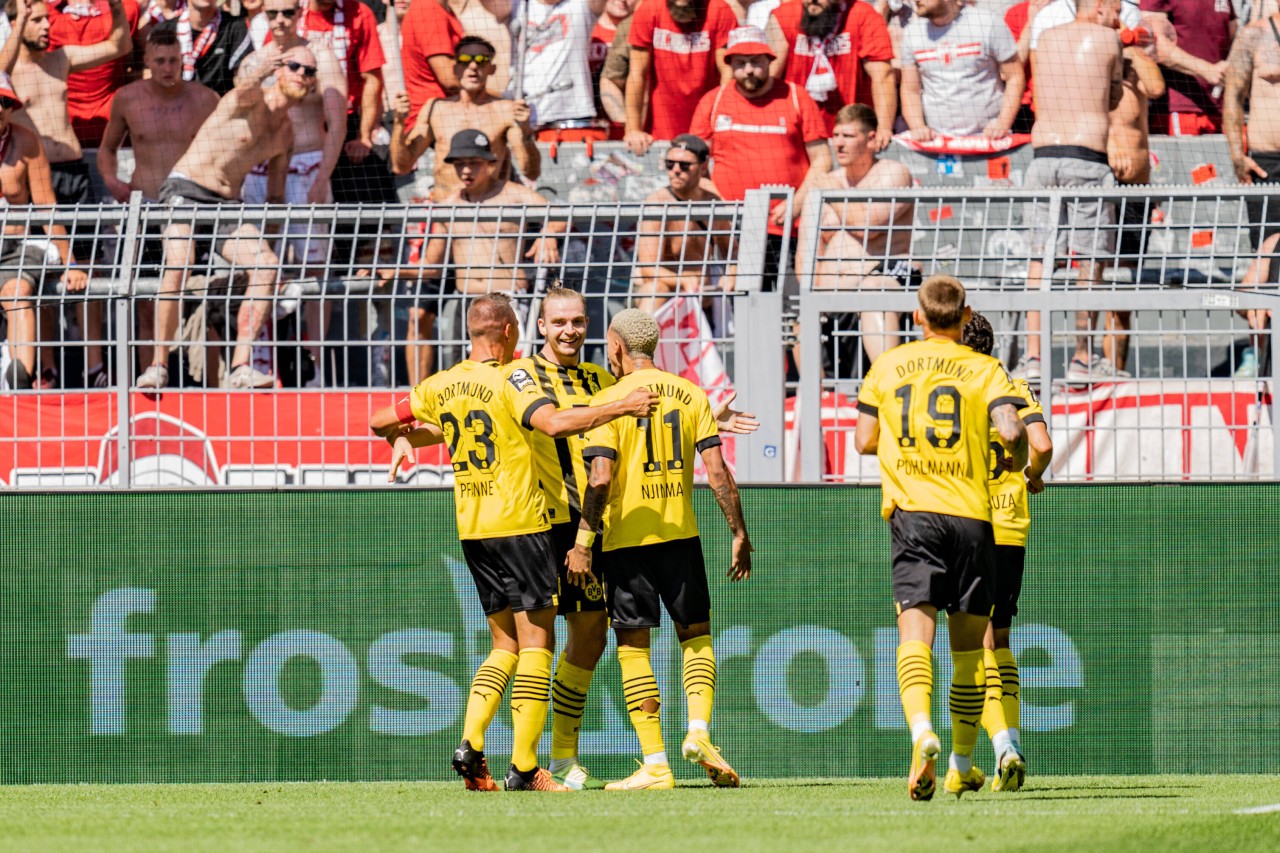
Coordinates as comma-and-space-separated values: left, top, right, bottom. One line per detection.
653, 28, 712, 54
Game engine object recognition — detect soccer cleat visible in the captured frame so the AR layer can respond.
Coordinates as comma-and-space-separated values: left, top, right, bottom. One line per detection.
505, 765, 569, 792
992, 745, 1027, 793
604, 761, 676, 791
943, 765, 986, 799
552, 763, 606, 791
907, 731, 941, 801
451, 740, 499, 792
682, 731, 740, 788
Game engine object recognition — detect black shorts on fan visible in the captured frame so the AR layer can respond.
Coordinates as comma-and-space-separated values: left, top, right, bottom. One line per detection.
890, 509, 995, 616
603, 536, 711, 629
461, 530, 559, 615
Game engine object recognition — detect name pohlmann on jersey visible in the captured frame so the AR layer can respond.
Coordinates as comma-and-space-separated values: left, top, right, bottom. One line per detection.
895, 459, 970, 477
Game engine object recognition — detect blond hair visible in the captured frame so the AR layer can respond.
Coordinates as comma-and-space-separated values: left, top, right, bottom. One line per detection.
917, 275, 967, 330
610, 309, 659, 358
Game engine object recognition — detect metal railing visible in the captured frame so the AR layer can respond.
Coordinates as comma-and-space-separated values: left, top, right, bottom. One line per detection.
2, 184, 1277, 487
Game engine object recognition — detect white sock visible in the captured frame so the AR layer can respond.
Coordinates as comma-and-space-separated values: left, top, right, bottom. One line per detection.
910, 718, 934, 743
948, 753, 972, 774
548, 757, 575, 774
992, 729, 1012, 759
644, 751, 668, 766
688, 719, 709, 735
1008, 727, 1022, 748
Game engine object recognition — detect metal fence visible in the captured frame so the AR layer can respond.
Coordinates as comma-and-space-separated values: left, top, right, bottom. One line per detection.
0, 184, 1276, 487
794, 185, 1279, 483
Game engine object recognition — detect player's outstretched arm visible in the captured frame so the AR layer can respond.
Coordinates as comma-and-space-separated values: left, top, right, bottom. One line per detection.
992, 403, 1028, 471
567, 457, 613, 588
703, 445, 752, 581
529, 388, 658, 438
1024, 421, 1053, 494
712, 391, 759, 435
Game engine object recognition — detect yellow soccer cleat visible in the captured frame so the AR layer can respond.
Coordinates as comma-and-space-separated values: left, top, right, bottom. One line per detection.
605, 761, 676, 791
992, 745, 1027, 793
681, 731, 740, 788
943, 765, 986, 799
907, 731, 941, 801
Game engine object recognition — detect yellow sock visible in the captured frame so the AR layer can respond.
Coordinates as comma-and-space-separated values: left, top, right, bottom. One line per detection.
949, 649, 985, 757
681, 635, 716, 730
618, 645, 665, 758
550, 654, 594, 762
995, 647, 1021, 733
462, 648, 518, 752
896, 640, 933, 731
510, 648, 553, 772
980, 648, 1008, 741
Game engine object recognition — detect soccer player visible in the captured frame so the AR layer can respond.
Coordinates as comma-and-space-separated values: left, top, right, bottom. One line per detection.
369, 293, 658, 792
853, 275, 1028, 801
961, 312, 1054, 792
569, 309, 753, 791
507, 286, 758, 790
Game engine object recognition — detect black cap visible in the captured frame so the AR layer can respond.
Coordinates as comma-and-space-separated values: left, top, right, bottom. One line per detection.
445, 129, 497, 163
670, 134, 709, 162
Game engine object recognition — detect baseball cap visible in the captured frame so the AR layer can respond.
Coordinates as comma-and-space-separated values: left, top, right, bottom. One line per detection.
445, 129, 497, 163
0, 72, 23, 108
724, 25, 775, 60
670, 134, 709, 162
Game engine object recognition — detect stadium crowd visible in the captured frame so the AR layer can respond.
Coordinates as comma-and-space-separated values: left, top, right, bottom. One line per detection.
0, 0, 1269, 390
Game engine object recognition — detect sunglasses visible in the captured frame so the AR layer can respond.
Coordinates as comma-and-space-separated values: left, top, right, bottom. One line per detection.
664, 159, 697, 172
455, 53, 493, 66
0, 96, 19, 110
265, 8, 298, 18
285, 60, 318, 77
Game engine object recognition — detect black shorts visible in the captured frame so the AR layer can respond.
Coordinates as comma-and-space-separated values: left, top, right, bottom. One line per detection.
603, 536, 711, 630
50, 159, 96, 205
869, 258, 923, 290
158, 175, 238, 207
1244, 150, 1280, 248
551, 520, 607, 615
1116, 193, 1156, 261
890, 509, 995, 616
461, 529, 559, 615
990, 544, 1026, 630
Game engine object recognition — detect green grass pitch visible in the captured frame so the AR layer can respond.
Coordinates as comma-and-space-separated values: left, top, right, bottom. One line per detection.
0, 776, 1277, 852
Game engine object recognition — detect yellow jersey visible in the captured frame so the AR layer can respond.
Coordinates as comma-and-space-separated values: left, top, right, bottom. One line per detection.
584, 367, 721, 551
988, 377, 1045, 547
408, 358, 554, 540
857, 337, 1026, 523
507, 353, 616, 524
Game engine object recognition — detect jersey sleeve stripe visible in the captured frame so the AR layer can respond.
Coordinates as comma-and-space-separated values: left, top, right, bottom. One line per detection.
988, 396, 1028, 413
1023, 412, 1046, 425
521, 397, 554, 430
856, 401, 878, 416
695, 435, 723, 453
583, 445, 617, 460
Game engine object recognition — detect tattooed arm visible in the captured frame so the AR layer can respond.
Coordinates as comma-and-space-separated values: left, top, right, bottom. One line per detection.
703, 445, 753, 581
1225, 28, 1265, 184
566, 456, 613, 588
992, 403, 1028, 471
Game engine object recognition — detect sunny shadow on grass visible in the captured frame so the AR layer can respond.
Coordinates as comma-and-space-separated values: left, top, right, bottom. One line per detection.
0, 776, 1275, 853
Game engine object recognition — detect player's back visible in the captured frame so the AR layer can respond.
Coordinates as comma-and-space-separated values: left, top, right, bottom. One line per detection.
987, 376, 1044, 546
587, 367, 721, 550
409, 359, 550, 540
859, 337, 1025, 522
508, 353, 615, 523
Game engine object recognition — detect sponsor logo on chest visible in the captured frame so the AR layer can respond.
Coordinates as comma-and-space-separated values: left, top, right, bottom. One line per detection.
654, 28, 712, 54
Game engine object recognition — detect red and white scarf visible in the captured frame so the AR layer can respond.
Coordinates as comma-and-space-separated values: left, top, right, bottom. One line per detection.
297, 0, 347, 64
144, 0, 184, 27
177, 7, 221, 81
